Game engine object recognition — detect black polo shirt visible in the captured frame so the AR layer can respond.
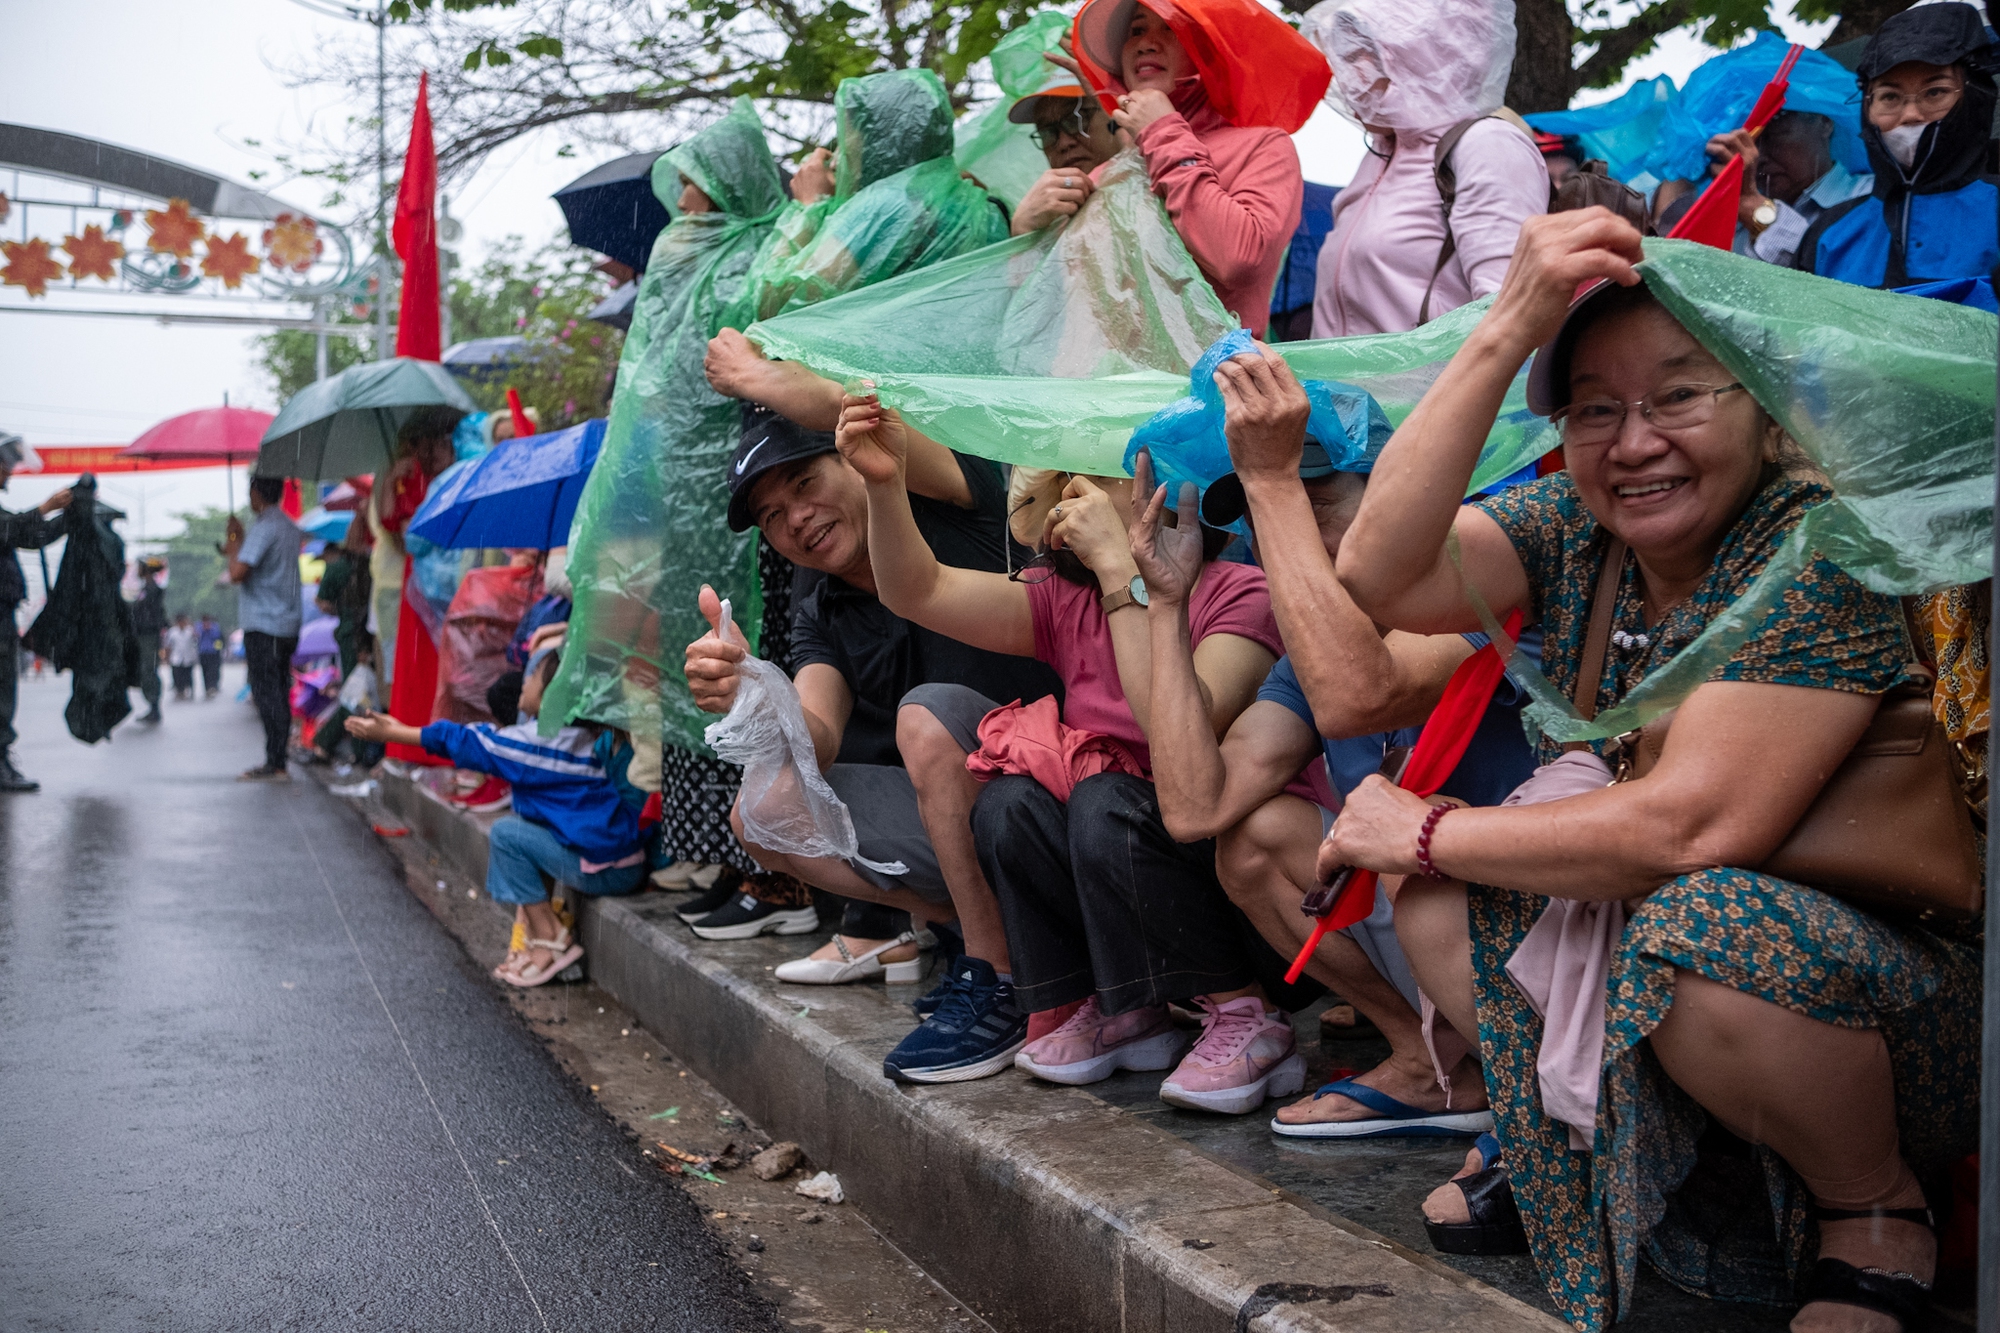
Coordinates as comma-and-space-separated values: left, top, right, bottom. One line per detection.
789, 453, 1060, 767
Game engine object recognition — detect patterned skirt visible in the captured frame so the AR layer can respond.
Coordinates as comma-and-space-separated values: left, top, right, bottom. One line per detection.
1468, 869, 1982, 1331
654, 539, 799, 873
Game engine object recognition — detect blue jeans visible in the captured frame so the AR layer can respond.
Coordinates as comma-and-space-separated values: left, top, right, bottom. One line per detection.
486, 815, 645, 906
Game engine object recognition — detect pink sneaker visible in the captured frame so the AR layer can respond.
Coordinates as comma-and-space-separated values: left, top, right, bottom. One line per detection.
1015, 998, 1187, 1086
1158, 996, 1306, 1114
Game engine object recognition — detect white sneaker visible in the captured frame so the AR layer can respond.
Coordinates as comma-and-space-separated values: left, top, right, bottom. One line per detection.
650, 860, 701, 890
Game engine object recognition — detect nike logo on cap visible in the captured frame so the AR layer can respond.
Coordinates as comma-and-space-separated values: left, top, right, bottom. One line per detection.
734, 434, 771, 476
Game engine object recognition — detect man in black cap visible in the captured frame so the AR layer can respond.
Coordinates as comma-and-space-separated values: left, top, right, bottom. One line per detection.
0, 431, 73, 791
684, 406, 1058, 1078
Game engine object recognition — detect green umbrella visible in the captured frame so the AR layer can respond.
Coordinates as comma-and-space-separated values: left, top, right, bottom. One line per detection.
255, 358, 477, 480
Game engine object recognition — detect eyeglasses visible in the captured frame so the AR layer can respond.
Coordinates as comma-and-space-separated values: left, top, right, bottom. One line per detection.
1553, 382, 1746, 446
1867, 83, 1963, 118
1032, 105, 1098, 149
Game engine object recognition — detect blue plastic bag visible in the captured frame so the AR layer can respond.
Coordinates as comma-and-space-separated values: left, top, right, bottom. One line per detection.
1122, 330, 1392, 533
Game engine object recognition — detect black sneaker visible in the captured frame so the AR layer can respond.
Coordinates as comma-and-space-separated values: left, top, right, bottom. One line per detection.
674, 868, 744, 924
882, 958, 1027, 1084
690, 891, 820, 941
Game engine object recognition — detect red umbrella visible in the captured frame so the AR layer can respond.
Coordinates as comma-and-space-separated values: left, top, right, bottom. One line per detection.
1285, 608, 1524, 985
121, 406, 274, 463
120, 405, 276, 512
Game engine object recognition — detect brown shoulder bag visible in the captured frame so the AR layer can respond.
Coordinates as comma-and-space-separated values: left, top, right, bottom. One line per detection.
1571, 538, 1983, 921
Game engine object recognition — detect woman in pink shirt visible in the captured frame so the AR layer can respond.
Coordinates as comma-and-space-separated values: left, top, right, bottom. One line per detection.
1058, 0, 1325, 337
1303, 0, 1548, 336
841, 390, 1316, 1114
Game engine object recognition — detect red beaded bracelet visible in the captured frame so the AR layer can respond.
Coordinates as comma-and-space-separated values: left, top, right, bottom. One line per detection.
1415, 803, 1453, 881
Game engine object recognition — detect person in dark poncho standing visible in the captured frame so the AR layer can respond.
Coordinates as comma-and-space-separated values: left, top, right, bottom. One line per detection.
0, 431, 72, 792
130, 557, 167, 724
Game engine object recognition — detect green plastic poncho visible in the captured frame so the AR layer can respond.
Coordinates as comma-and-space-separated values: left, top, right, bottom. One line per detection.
731, 69, 1012, 324
952, 10, 1075, 209
750, 149, 1237, 382
756, 237, 1995, 745
541, 98, 787, 751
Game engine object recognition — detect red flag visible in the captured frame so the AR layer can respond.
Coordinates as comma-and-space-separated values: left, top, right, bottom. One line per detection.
1284, 609, 1523, 985
1666, 43, 1803, 253
505, 386, 536, 440
1666, 152, 1745, 250
392, 71, 441, 360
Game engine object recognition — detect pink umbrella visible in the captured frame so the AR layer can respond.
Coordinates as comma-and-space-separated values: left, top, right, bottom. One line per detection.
120, 405, 275, 510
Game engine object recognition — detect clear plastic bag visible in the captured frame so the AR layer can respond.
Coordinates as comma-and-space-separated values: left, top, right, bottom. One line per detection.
701, 601, 905, 874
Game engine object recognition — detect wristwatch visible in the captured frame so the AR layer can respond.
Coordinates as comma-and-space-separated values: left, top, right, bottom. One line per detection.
1745, 198, 1779, 237
1100, 574, 1150, 616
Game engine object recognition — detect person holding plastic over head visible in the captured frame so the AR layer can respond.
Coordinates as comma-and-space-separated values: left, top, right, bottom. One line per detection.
1050, 0, 1325, 337
540, 99, 789, 885
1325, 209, 1981, 1326
683, 408, 1059, 1020
1003, 51, 1124, 236
1300, 0, 1548, 336
834, 390, 1325, 1113
1138, 348, 1538, 1142
704, 69, 1013, 429
1800, 3, 1998, 288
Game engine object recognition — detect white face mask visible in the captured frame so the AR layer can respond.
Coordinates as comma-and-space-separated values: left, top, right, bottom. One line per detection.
1881, 121, 1931, 168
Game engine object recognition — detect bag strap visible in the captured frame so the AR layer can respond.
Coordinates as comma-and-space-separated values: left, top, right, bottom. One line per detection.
1419, 109, 1536, 325
1572, 535, 1629, 724
1418, 116, 1483, 326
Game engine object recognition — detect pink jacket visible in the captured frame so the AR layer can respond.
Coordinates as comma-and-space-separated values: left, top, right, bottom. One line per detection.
1310, 119, 1547, 338
1133, 87, 1303, 338
965, 696, 1146, 802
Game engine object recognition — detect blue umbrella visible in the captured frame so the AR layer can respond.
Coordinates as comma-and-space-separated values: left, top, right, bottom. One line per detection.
407, 418, 606, 550
298, 506, 353, 542
553, 151, 669, 273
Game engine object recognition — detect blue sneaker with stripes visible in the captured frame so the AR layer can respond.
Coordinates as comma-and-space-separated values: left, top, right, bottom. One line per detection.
882, 957, 1026, 1084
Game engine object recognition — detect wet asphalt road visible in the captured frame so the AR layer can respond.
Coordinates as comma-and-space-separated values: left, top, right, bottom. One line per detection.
0, 669, 780, 1333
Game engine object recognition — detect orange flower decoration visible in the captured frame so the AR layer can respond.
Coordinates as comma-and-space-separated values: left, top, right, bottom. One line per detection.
145, 198, 205, 257
201, 232, 262, 289
62, 224, 126, 282
2, 238, 64, 297
0, 192, 11, 224
263, 213, 322, 273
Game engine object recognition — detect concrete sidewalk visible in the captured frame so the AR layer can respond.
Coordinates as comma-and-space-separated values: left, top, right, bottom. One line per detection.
362, 766, 1791, 1333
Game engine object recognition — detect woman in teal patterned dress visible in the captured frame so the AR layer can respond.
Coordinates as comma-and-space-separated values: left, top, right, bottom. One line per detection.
1322, 210, 1981, 1333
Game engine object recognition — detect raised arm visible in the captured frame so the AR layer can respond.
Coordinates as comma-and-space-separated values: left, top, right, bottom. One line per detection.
1217, 346, 1477, 734
684, 584, 855, 771
834, 393, 1035, 657
1336, 211, 1644, 634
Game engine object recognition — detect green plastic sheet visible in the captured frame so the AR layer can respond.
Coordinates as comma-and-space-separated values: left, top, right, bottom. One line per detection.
757, 234, 1992, 748
729, 69, 1011, 325
752, 204, 1552, 491
542, 98, 787, 750
953, 10, 1074, 209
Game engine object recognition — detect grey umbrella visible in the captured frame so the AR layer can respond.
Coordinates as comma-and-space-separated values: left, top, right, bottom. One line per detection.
255, 358, 477, 480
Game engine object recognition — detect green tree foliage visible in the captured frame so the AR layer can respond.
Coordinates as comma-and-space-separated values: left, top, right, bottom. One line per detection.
253, 241, 623, 429
159, 508, 241, 631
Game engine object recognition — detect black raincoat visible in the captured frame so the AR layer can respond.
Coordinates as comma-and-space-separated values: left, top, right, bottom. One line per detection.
23, 476, 143, 743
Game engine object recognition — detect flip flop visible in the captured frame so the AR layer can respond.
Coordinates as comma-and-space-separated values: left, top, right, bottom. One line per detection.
1269, 1077, 1496, 1139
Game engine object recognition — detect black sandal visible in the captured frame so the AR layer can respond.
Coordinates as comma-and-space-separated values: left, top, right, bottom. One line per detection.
1800, 1205, 1935, 1331
1424, 1132, 1530, 1256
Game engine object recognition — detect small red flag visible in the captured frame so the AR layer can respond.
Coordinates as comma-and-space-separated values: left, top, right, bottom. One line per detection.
505, 386, 536, 440
1665, 43, 1803, 253
1285, 609, 1523, 985
392, 72, 441, 361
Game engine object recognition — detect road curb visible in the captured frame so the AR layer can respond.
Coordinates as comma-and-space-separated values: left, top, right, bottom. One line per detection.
376, 770, 1564, 1333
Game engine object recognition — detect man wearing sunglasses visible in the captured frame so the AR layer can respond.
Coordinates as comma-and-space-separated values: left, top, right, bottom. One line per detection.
1007, 67, 1123, 236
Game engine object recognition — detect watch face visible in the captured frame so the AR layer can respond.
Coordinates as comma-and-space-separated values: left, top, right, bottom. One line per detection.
1753, 202, 1778, 226
1129, 574, 1150, 607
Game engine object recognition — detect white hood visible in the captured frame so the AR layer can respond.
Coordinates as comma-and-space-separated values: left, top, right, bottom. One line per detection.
1302, 0, 1516, 133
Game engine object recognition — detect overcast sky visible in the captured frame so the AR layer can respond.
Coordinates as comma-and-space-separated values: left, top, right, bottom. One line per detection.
0, 0, 1834, 538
